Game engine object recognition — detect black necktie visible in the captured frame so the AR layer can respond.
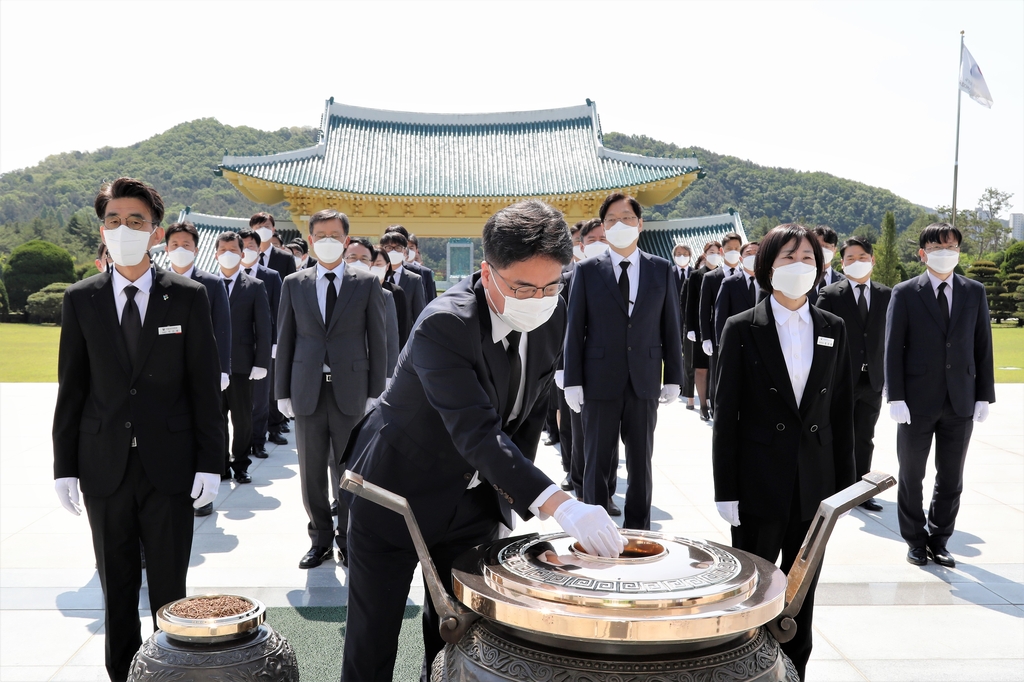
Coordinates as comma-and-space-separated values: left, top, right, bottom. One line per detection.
748, 276, 756, 306
122, 285, 142, 370
503, 331, 522, 425
619, 261, 631, 310
223, 278, 232, 297
857, 284, 869, 324
937, 282, 950, 329
259, 252, 266, 267
245, 268, 252, 276
729, 267, 736, 277
324, 272, 338, 326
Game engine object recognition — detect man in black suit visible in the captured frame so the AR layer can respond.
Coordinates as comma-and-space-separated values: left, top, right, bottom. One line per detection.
276, 209, 387, 570
214, 232, 272, 484
672, 243, 695, 409
287, 238, 316, 270
238, 228, 285, 458
379, 230, 427, 328
816, 237, 891, 511
53, 177, 224, 682
809, 224, 843, 303
563, 193, 684, 530
714, 241, 762, 345
698, 232, 744, 414
342, 200, 623, 681
885, 223, 996, 568
406, 232, 437, 302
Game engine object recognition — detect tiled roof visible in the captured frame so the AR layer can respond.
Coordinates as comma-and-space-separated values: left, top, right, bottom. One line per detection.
220, 99, 700, 198
638, 211, 747, 262
151, 209, 299, 274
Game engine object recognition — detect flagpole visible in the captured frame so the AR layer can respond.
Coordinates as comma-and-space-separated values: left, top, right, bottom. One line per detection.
952, 30, 964, 229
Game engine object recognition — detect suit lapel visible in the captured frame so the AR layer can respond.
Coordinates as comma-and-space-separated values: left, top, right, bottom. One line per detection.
836, 280, 865, 334
131, 269, 172, 384
749, 299, 800, 415
91, 273, 133, 378
948, 274, 967, 331
597, 253, 628, 315
636, 251, 656, 312
800, 306, 834, 414
915, 273, 946, 332
327, 268, 358, 332
474, 280, 510, 419
866, 280, 886, 336
302, 269, 325, 330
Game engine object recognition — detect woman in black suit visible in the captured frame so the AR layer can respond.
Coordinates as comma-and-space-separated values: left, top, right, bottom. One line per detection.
712, 223, 856, 681
684, 241, 722, 420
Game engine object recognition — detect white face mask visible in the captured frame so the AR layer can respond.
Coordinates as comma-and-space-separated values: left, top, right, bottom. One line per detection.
386, 250, 404, 266
217, 251, 242, 271
167, 247, 196, 269
348, 260, 369, 272
771, 262, 819, 299
241, 248, 259, 266
573, 244, 586, 261
312, 237, 345, 264
255, 227, 274, 244
924, 249, 960, 274
705, 253, 723, 268
742, 255, 757, 272
604, 221, 639, 249
104, 225, 153, 267
293, 255, 305, 268
584, 241, 610, 259
486, 276, 559, 333
405, 248, 417, 262
821, 248, 835, 264
369, 265, 387, 282
842, 260, 873, 280
673, 255, 690, 268
723, 250, 741, 266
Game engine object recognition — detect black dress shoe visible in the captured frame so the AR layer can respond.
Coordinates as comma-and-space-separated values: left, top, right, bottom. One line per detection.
251, 447, 269, 459
559, 475, 573, 492
268, 432, 288, 445
543, 436, 558, 446
331, 500, 339, 516
337, 546, 348, 568
220, 473, 232, 481
928, 546, 956, 568
234, 472, 252, 484
859, 498, 883, 512
299, 546, 333, 569
279, 423, 291, 433
607, 501, 622, 517
194, 502, 214, 517
685, 403, 695, 410
906, 547, 928, 566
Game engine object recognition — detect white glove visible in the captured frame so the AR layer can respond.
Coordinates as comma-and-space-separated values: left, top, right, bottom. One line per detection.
687, 331, 696, 342
659, 384, 681, 404
702, 339, 714, 356
220, 373, 230, 391
716, 501, 740, 526
973, 401, 989, 423
364, 397, 375, 414
249, 367, 268, 381
271, 343, 277, 359
889, 400, 911, 424
190, 472, 221, 509
54, 477, 82, 515
554, 369, 565, 390
277, 398, 295, 419
552, 497, 627, 558
564, 386, 584, 414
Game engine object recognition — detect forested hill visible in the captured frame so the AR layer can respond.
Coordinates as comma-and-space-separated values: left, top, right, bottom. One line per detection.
603, 133, 924, 235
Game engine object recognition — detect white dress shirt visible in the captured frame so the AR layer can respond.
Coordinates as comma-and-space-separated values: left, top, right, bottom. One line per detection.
316, 261, 345, 372
179, 264, 196, 280
745, 271, 761, 301
609, 248, 641, 315
926, 270, 953, 315
770, 295, 813, 405
392, 264, 405, 287
111, 267, 153, 324
849, 279, 872, 309
219, 269, 238, 297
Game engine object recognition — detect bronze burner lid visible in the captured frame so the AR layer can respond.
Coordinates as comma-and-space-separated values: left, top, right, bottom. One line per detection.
452, 531, 787, 645
156, 594, 266, 644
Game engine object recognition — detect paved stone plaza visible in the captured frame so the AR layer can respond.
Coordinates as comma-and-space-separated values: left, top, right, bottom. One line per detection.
1, 382, 1021, 681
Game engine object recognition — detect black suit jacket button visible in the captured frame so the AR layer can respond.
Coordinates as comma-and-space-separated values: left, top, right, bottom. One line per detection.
946, 364, 951, 369
820, 388, 827, 394
769, 388, 778, 393
130, 389, 137, 396
464, 473, 472, 481
810, 424, 819, 432
946, 343, 951, 348
627, 324, 632, 329
776, 423, 785, 431
125, 422, 131, 429
627, 346, 632, 351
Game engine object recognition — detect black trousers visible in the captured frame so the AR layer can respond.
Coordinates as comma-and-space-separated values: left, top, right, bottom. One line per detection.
896, 395, 973, 550
681, 336, 695, 399
342, 483, 500, 682
83, 453, 194, 682
268, 359, 287, 432
853, 372, 883, 478
731, 506, 820, 681
251, 370, 271, 450
222, 372, 253, 477
557, 386, 573, 473
582, 384, 656, 529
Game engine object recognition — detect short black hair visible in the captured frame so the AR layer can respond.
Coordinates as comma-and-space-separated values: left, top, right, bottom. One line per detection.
598, 192, 643, 222
740, 241, 759, 256
919, 222, 962, 249
754, 223, 823, 293
579, 217, 603, 239
703, 240, 722, 253
164, 222, 199, 247
722, 232, 743, 248
237, 227, 261, 247
379, 232, 408, 249
288, 238, 308, 255
384, 224, 410, 239
346, 236, 378, 260
216, 231, 244, 250
672, 243, 692, 255
249, 212, 276, 228
840, 237, 873, 258
482, 200, 572, 269
407, 234, 419, 246
96, 243, 109, 260
95, 177, 165, 225
309, 209, 350, 236
812, 225, 839, 246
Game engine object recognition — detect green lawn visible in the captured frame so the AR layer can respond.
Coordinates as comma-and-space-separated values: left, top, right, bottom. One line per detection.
0, 323, 61, 382
992, 325, 1024, 384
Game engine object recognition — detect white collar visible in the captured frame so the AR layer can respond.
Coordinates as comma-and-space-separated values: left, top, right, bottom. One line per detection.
608, 247, 640, 270
219, 269, 239, 281
317, 261, 346, 280
487, 304, 515, 345
112, 266, 153, 296
926, 269, 954, 291
770, 295, 812, 326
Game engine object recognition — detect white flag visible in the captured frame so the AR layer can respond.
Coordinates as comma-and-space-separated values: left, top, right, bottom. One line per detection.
960, 44, 993, 108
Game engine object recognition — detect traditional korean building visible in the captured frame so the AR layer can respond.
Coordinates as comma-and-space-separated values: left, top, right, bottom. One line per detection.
638, 210, 747, 260
218, 98, 703, 237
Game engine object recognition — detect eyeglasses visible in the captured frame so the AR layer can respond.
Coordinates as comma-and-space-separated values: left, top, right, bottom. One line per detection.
491, 268, 563, 300
102, 216, 155, 231
603, 215, 639, 227
923, 244, 960, 253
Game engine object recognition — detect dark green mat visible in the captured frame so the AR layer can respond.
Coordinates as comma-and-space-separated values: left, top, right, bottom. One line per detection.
267, 606, 425, 681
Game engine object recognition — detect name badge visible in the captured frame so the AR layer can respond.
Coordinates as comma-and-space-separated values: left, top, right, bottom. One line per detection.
816, 336, 834, 348
159, 325, 182, 335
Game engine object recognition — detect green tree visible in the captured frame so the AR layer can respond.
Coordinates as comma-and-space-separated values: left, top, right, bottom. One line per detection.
3, 240, 75, 310
966, 260, 1007, 322
874, 211, 901, 287
851, 224, 880, 243
0, 277, 8, 321
1000, 241, 1024, 276
25, 282, 72, 324
1013, 264, 1024, 326
1001, 267, 1023, 325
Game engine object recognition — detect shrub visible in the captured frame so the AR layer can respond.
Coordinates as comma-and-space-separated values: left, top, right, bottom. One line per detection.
25, 282, 72, 324
3, 240, 75, 310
